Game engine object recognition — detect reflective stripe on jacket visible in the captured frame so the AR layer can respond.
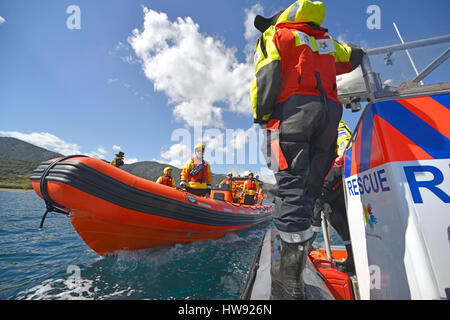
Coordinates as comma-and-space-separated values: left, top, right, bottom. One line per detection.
336, 121, 352, 156
243, 179, 259, 196
180, 158, 212, 189
251, 6, 363, 124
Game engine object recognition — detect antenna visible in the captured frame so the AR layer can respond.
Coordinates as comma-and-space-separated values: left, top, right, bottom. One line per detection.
393, 22, 424, 85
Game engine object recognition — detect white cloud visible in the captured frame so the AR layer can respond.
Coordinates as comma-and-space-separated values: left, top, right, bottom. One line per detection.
128, 7, 254, 127
109, 41, 141, 64
0, 131, 81, 155
115, 41, 129, 51
336, 34, 349, 44
203, 132, 227, 153
243, 4, 264, 62
256, 167, 276, 184
173, 100, 223, 128
229, 124, 259, 150
86, 152, 105, 159
0, 16, 5, 25
107, 78, 145, 99
160, 143, 191, 162
97, 146, 108, 154
0, 131, 142, 164
124, 158, 139, 164
152, 158, 184, 169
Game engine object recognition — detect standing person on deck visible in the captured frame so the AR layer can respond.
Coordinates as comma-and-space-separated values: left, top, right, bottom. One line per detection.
156, 166, 176, 188
219, 172, 236, 193
250, 0, 364, 299
242, 171, 260, 205
110, 151, 125, 168
180, 143, 212, 197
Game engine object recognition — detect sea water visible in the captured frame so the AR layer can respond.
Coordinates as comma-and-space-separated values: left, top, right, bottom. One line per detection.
0, 191, 341, 300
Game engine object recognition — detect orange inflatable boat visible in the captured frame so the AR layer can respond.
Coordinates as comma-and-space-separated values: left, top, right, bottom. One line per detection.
31, 156, 273, 256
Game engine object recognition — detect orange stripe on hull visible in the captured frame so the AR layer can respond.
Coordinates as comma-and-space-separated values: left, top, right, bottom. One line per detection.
351, 122, 362, 176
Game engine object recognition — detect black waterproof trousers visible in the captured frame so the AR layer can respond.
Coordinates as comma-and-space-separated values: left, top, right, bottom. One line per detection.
262, 94, 342, 233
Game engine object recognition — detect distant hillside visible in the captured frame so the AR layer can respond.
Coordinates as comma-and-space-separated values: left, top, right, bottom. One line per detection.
0, 137, 63, 163
0, 137, 62, 189
0, 137, 276, 199
0, 157, 40, 189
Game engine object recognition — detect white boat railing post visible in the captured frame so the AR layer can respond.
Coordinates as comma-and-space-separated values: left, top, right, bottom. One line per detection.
321, 211, 333, 263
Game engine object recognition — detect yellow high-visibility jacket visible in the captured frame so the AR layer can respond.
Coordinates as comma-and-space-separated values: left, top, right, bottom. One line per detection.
180, 158, 212, 189
243, 179, 260, 196
336, 121, 352, 156
251, 0, 364, 124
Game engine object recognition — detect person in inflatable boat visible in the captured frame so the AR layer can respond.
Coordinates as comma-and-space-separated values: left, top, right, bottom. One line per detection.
251, 0, 364, 299
219, 172, 236, 193
180, 143, 212, 197
156, 166, 176, 188
242, 171, 260, 205
110, 151, 125, 168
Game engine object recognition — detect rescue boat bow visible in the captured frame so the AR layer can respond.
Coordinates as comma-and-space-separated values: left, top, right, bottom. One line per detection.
31, 156, 272, 255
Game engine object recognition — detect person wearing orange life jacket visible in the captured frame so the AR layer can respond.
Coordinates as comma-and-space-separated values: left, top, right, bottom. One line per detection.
251, 0, 364, 299
180, 143, 212, 197
219, 172, 236, 193
156, 166, 176, 188
242, 171, 260, 205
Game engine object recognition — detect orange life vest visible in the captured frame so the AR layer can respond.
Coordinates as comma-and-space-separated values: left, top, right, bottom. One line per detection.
273, 23, 346, 104
246, 179, 258, 191
188, 158, 208, 183
160, 175, 174, 187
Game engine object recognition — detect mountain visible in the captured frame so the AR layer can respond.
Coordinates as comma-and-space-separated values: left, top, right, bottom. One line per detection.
0, 137, 63, 189
0, 157, 40, 189
0, 137, 63, 163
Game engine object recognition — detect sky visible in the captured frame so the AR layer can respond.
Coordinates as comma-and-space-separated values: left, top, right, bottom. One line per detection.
1, 0, 449, 183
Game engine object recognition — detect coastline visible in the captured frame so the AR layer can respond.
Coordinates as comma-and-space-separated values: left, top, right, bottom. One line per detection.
0, 188, 34, 193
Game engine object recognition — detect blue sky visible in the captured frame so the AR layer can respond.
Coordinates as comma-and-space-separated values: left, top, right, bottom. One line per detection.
1, 0, 449, 182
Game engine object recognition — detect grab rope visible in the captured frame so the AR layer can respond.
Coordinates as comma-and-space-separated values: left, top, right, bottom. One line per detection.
39, 155, 88, 229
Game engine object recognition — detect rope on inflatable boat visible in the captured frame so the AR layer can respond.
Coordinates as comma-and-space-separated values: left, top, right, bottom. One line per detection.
39, 155, 88, 229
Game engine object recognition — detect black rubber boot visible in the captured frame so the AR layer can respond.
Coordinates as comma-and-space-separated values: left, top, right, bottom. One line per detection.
271, 238, 309, 300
